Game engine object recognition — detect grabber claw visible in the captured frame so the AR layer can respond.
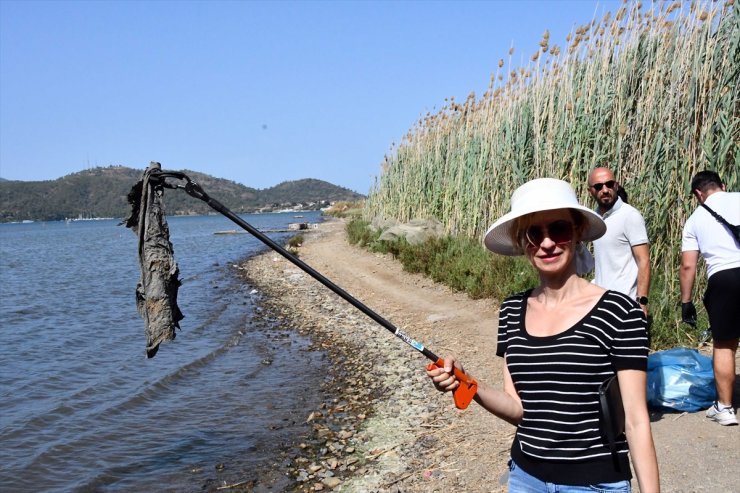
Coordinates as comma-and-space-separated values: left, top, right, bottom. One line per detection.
427, 359, 478, 409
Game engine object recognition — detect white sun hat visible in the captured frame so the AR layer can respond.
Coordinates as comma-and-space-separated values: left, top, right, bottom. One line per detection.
483, 178, 606, 255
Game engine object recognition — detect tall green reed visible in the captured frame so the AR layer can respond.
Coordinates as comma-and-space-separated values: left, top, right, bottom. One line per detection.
364, 1, 738, 348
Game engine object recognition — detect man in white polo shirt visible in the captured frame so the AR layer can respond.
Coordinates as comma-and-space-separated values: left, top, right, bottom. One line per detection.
680, 170, 740, 426
587, 167, 651, 315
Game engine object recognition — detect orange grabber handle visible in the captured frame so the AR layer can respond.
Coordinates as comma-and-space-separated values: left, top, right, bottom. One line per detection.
426, 358, 478, 409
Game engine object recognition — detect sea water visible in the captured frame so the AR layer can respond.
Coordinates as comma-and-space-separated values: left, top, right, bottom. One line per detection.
0, 212, 326, 492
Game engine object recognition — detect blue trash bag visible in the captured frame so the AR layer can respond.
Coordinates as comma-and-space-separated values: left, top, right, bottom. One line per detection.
646, 347, 717, 412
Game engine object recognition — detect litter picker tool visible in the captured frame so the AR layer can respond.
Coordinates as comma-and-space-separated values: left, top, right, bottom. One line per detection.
125, 163, 478, 409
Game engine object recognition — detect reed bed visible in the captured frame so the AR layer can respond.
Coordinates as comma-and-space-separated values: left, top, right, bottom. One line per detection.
364, 1, 738, 347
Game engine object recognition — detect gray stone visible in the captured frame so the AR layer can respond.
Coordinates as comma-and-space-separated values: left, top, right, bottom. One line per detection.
377, 218, 445, 245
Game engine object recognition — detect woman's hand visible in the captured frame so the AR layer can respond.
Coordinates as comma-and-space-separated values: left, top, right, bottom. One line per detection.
426, 356, 463, 393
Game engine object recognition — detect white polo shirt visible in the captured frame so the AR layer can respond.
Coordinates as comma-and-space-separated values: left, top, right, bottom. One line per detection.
682, 191, 740, 278
592, 197, 649, 298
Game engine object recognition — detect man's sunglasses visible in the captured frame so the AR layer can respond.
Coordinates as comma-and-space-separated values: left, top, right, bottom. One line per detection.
590, 180, 616, 192
524, 220, 574, 249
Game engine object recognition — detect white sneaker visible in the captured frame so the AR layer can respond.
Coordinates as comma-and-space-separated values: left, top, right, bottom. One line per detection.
706, 402, 739, 426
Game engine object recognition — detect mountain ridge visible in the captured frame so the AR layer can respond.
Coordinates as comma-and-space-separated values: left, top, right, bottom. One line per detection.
0, 166, 365, 222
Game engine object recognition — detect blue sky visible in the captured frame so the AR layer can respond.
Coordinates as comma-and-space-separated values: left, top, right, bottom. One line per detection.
0, 0, 621, 194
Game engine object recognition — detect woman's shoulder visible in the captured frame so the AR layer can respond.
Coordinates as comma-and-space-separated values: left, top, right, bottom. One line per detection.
592, 291, 645, 326
600, 290, 640, 310
502, 289, 533, 305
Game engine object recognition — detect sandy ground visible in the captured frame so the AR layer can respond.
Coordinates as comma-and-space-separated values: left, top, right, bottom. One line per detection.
241, 217, 739, 493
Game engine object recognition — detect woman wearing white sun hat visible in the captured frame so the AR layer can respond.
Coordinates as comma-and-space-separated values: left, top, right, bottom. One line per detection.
427, 178, 660, 492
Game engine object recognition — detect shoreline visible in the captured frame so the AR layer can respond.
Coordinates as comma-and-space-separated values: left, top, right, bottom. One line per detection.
238, 235, 445, 491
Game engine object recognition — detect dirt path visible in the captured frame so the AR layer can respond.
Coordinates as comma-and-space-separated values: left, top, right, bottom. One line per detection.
243, 217, 738, 493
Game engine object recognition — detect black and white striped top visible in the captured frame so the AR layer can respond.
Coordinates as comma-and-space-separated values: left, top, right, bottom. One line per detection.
496, 289, 649, 484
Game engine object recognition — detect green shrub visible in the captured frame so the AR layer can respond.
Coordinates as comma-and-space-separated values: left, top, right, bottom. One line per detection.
324, 201, 365, 218
287, 234, 304, 248
345, 218, 378, 247
647, 267, 711, 349
398, 235, 539, 300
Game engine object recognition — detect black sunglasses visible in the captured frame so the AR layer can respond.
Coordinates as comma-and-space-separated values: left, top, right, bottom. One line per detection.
591, 180, 616, 192
524, 220, 574, 249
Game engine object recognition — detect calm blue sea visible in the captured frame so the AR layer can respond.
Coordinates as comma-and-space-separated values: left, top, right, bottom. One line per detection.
0, 212, 327, 492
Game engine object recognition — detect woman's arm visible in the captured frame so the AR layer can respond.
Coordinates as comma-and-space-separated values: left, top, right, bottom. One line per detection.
426, 355, 523, 425
618, 369, 660, 493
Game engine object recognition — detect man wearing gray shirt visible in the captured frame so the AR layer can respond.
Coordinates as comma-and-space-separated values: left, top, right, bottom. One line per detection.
588, 167, 651, 315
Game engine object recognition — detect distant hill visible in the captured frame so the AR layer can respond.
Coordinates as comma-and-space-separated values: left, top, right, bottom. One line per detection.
0, 166, 365, 223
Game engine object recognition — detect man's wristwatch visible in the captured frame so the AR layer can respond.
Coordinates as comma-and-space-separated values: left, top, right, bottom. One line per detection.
636, 295, 649, 305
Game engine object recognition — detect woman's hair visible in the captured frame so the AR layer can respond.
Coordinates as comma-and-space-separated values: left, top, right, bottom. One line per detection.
509, 209, 587, 251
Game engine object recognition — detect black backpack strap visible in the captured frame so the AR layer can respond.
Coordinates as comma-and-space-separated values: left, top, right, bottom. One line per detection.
599, 375, 624, 470
701, 203, 740, 241
701, 203, 730, 227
